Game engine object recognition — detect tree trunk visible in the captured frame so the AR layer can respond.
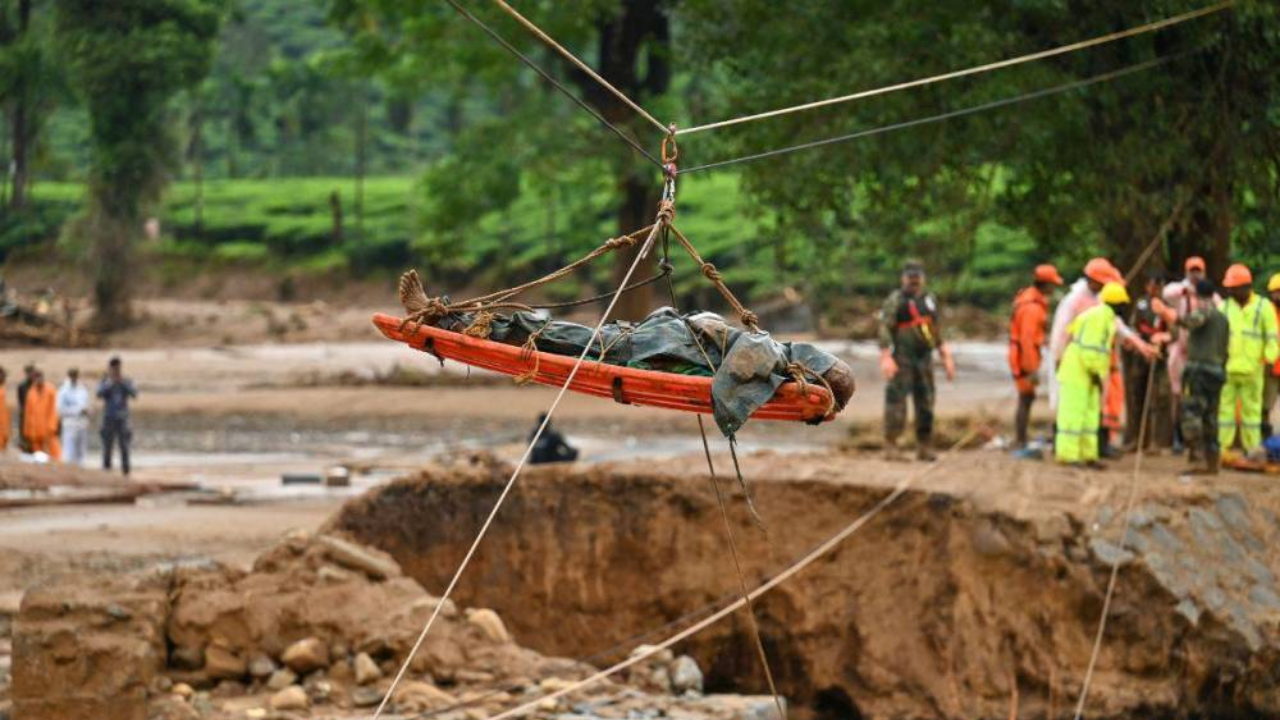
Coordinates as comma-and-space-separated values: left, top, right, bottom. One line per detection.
8, 0, 32, 212
354, 82, 368, 243
611, 173, 659, 320
90, 208, 135, 331
582, 0, 670, 321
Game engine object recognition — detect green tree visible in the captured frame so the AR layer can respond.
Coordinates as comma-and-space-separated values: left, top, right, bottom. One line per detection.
55, 0, 226, 328
328, 0, 676, 319
0, 0, 63, 211
678, 0, 1278, 303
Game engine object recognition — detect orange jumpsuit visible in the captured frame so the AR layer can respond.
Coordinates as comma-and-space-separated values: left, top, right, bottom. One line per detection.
1008, 286, 1049, 394
23, 381, 60, 461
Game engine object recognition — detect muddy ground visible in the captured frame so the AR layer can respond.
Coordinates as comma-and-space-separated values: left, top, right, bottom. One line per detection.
1, 298, 1275, 719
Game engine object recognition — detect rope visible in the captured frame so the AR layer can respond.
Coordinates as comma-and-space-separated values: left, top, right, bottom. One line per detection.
660, 242, 787, 719
668, 224, 761, 332
1071, 350, 1157, 719
483, 426, 985, 720
675, 1, 1233, 136
698, 416, 789, 720
442, 0, 661, 168
1072, 196, 1187, 718
371, 218, 666, 720
489, 0, 668, 135
399, 224, 654, 333
678, 53, 1186, 175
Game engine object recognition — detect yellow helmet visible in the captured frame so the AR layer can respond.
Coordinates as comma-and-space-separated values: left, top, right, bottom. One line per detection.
1099, 282, 1130, 306
1269, 272, 1280, 293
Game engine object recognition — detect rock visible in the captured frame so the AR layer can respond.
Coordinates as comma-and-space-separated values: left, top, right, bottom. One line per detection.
318, 566, 354, 584
266, 669, 298, 691
211, 679, 247, 698
465, 608, 511, 644
282, 637, 330, 674
172, 683, 195, 700
248, 653, 277, 679
670, 655, 704, 695
316, 535, 401, 581
204, 645, 247, 680
412, 595, 459, 620
394, 680, 457, 713
1089, 538, 1134, 566
352, 686, 384, 708
354, 652, 382, 685
649, 665, 672, 693
269, 685, 310, 711
630, 644, 675, 666
303, 672, 333, 702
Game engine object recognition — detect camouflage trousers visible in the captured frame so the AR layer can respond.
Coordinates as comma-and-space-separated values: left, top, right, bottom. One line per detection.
885, 357, 935, 443
1181, 365, 1224, 458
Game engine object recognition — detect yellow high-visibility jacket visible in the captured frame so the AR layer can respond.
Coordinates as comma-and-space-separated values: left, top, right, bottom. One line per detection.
1224, 293, 1280, 376
1059, 303, 1117, 384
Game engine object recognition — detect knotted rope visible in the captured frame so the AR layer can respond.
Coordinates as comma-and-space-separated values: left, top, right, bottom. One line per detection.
669, 225, 761, 333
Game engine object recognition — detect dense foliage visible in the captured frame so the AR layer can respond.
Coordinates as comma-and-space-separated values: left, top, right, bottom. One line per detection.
0, 0, 1274, 329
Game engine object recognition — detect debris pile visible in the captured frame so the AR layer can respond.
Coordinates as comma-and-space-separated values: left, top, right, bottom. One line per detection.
10, 528, 777, 720
0, 285, 92, 347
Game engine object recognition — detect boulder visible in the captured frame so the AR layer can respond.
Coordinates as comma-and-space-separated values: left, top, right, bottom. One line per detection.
281, 638, 329, 674
394, 680, 457, 713
266, 669, 297, 691
354, 652, 382, 685
203, 645, 246, 680
268, 685, 310, 711
316, 535, 401, 581
465, 608, 511, 644
247, 654, 276, 679
671, 655, 704, 695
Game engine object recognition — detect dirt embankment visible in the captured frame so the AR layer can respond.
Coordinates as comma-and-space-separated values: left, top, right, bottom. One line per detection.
329, 453, 1280, 719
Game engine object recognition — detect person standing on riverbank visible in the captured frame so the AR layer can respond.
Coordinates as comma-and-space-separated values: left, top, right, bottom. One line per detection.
98, 356, 138, 475
57, 368, 91, 465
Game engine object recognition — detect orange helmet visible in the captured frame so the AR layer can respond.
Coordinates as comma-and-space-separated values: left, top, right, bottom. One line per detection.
1034, 264, 1064, 285
1084, 258, 1115, 284
1185, 256, 1206, 273
1222, 263, 1253, 288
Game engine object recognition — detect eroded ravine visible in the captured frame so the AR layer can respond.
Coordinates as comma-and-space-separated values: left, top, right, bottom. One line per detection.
328, 452, 1280, 719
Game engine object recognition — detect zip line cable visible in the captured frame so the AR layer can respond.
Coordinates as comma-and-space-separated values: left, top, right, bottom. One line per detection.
371, 221, 664, 720
443, 0, 661, 168
675, 0, 1232, 137
678, 52, 1186, 175
490, 0, 669, 135
482, 425, 986, 720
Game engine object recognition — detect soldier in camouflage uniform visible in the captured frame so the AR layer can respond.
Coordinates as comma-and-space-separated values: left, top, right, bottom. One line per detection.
879, 261, 957, 460
1176, 279, 1229, 474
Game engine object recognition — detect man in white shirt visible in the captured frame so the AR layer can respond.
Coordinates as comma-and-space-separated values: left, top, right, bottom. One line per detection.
56, 368, 91, 465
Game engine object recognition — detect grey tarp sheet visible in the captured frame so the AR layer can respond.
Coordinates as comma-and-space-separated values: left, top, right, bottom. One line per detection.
437, 305, 838, 436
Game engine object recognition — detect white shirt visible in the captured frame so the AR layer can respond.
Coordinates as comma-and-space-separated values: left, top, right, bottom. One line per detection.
57, 380, 91, 420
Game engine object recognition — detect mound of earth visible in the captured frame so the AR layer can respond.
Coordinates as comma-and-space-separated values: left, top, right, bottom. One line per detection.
328, 451, 1280, 719
10, 527, 772, 720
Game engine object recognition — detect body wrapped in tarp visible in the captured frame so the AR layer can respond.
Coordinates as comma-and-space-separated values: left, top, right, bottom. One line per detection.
435, 305, 852, 436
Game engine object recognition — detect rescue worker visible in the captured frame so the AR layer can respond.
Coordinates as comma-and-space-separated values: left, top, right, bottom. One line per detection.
0, 367, 9, 450
1176, 279, 1229, 474
99, 356, 138, 475
16, 363, 33, 452
1264, 272, 1280, 440
57, 368, 91, 465
1008, 264, 1063, 452
1055, 282, 1130, 467
1162, 256, 1213, 452
22, 368, 60, 461
1122, 270, 1174, 450
879, 260, 957, 461
1219, 264, 1279, 455
1048, 258, 1157, 456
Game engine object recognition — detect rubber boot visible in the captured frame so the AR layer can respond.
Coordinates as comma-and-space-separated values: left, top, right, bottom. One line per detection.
916, 440, 937, 462
884, 438, 906, 462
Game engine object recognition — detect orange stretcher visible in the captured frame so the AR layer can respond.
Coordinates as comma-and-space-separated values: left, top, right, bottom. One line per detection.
372, 313, 835, 423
